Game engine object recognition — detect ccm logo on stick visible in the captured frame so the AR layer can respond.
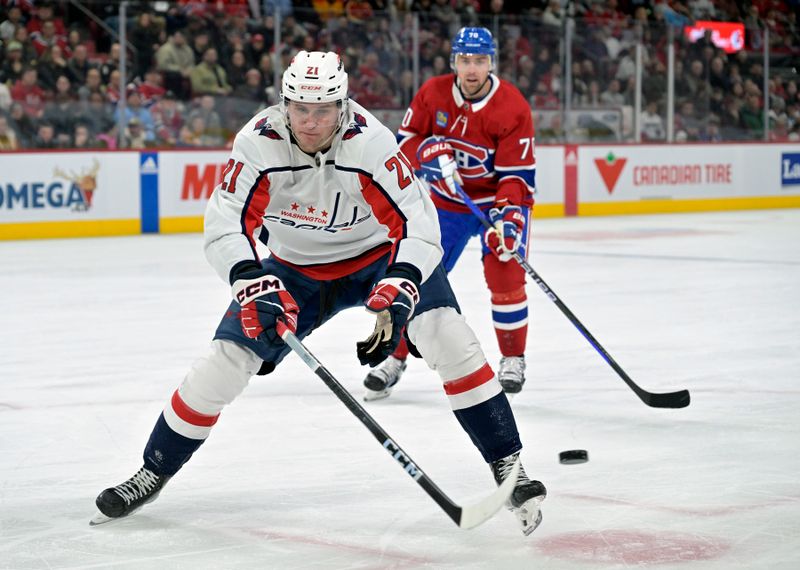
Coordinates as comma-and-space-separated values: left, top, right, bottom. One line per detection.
383, 438, 424, 480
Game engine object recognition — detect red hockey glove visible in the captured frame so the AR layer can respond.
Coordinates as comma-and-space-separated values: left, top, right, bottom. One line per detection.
484, 205, 525, 262
357, 271, 420, 367
231, 269, 299, 344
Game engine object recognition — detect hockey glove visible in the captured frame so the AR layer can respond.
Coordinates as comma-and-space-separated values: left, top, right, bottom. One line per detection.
231, 266, 299, 344
485, 205, 525, 262
357, 270, 420, 367
416, 135, 458, 184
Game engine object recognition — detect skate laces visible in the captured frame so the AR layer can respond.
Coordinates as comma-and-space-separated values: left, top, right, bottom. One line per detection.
374, 356, 405, 386
115, 467, 160, 504
493, 452, 532, 485
499, 356, 525, 378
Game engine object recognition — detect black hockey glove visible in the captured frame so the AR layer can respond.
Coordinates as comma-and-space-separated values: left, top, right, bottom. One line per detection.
357, 265, 421, 367
231, 263, 299, 344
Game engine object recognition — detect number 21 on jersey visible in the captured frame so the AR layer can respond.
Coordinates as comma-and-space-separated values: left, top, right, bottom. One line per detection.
221, 159, 244, 193
384, 152, 414, 189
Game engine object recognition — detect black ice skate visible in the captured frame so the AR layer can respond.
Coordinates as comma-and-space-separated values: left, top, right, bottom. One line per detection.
363, 356, 407, 401
498, 356, 526, 394
490, 452, 546, 536
90, 466, 170, 525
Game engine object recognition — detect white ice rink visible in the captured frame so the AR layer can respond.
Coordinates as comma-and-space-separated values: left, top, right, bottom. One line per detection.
1, 209, 799, 569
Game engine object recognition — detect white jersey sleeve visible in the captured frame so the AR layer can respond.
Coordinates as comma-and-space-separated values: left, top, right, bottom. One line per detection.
204, 127, 266, 284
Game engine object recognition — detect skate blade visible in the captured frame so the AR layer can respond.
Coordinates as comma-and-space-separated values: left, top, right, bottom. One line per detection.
515, 497, 544, 536
501, 383, 524, 395
90, 505, 144, 526
89, 511, 115, 526
363, 386, 393, 401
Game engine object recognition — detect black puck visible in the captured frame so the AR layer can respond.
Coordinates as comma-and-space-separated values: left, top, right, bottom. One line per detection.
559, 449, 588, 464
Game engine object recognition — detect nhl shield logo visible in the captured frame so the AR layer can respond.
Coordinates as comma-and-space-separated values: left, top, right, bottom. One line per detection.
435, 110, 448, 128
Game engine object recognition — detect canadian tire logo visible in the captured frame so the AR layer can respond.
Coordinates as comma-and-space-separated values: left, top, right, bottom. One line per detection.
594, 152, 627, 194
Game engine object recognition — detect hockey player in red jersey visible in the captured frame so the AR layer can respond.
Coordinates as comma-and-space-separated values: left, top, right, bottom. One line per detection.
364, 27, 536, 400
91, 50, 545, 536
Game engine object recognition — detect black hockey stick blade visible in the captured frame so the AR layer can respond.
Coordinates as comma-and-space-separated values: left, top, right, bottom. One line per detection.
522, 256, 691, 408
641, 388, 691, 409
444, 175, 691, 409
277, 321, 517, 529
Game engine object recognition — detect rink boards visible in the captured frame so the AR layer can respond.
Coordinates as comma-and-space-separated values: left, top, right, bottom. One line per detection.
1, 143, 799, 240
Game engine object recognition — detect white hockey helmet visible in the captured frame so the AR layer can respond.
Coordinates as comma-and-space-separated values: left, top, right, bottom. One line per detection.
281, 50, 348, 105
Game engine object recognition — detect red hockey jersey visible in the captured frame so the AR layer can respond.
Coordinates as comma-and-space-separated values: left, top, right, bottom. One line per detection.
397, 74, 536, 212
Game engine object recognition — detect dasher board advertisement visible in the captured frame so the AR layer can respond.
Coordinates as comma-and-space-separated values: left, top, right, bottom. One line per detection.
0, 152, 140, 239
578, 144, 800, 214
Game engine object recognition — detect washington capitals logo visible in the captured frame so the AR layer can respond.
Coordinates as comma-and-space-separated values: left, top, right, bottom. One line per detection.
254, 117, 283, 140
342, 112, 367, 140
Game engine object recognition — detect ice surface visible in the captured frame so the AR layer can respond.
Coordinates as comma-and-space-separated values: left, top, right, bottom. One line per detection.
1, 210, 799, 569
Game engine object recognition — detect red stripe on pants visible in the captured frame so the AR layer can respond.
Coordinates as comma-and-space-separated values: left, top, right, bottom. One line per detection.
171, 390, 220, 427
443, 363, 494, 396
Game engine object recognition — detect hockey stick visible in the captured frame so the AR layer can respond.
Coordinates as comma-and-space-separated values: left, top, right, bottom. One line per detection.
275, 320, 520, 529
444, 176, 690, 409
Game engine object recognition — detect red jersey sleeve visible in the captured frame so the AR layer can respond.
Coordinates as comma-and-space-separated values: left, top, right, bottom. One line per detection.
493, 87, 537, 207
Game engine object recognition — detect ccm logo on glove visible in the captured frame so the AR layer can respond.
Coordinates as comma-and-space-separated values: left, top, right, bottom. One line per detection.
232, 275, 299, 342
235, 277, 284, 305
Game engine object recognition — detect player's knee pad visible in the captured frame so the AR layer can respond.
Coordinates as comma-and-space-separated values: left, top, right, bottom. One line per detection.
163, 340, 261, 439
483, 253, 526, 293
407, 307, 487, 382
408, 307, 502, 410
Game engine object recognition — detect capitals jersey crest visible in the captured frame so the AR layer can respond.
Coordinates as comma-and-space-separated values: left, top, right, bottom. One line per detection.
342, 112, 368, 140
397, 74, 536, 211
253, 117, 283, 140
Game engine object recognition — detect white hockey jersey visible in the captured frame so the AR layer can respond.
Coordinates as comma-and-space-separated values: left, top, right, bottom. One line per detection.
204, 100, 443, 284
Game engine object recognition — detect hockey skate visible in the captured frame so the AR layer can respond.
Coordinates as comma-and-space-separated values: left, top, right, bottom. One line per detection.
498, 356, 526, 394
363, 356, 407, 401
490, 452, 546, 536
90, 466, 170, 525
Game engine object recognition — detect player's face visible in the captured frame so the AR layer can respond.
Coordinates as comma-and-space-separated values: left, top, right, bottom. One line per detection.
286, 101, 341, 153
454, 54, 492, 99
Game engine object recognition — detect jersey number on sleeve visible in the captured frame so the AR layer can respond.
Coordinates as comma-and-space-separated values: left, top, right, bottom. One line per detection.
221, 159, 244, 193
384, 152, 414, 189
519, 137, 536, 161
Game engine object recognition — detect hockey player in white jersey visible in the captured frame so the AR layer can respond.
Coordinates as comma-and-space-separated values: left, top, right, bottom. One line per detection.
92, 51, 545, 535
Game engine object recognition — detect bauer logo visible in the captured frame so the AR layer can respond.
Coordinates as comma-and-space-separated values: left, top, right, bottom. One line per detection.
781, 153, 800, 186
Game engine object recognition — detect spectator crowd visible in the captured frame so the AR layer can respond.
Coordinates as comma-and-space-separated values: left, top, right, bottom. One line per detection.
1, 0, 799, 151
